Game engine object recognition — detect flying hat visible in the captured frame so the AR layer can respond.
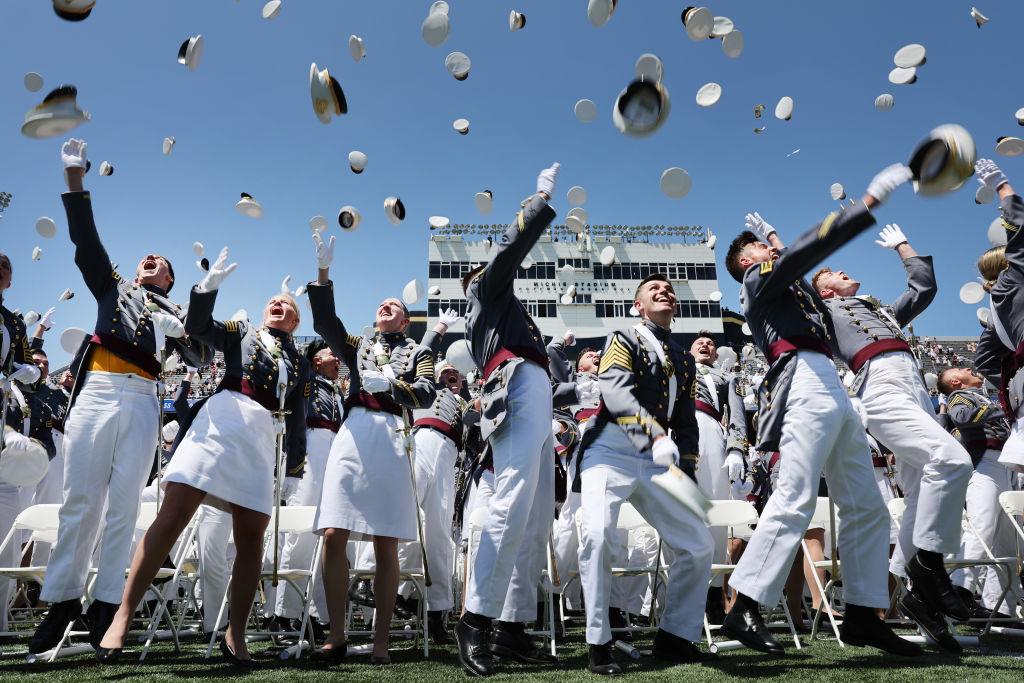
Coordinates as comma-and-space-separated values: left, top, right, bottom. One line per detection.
996, 136, 1024, 157
560, 264, 576, 281
162, 420, 180, 443
453, 118, 469, 134
960, 281, 984, 304
0, 433, 49, 487
574, 99, 597, 122
907, 123, 977, 196
628, 305, 639, 316
893, 43, 926, 68
403, 279, 424, 306
1016, 107, 1024, 126
565, 215, 584, 233
349, 35, 366, 62
445, 51, 471, 80
21, 85, 90, 139
660, 167, 692, 198
177, 35, 203, 72
708, 234, 717, 248
710, 16, 734, 38
567, 186, 587, 205
681, 6, 713, 41
446, 339, 478, 374
31, 247, 42, 261
829, 183, 846, 200
193, 241, 204, 257
429, 215, 449, 229
722, 30, 744, 58
716, 346, 737, 370
600, 245, 616, 266
709, 290, 723, 302
338, 206, 361, 232
521, 254, 534, 269
59, 326, 87, 354
24, 72, 43, 92
613, 78, 670, 137
509, 10, 526, 31
635, 54, 664, 84
99, 161, 113, 176
262, 0, 281, 19
428, 285, 441, 295
236, 192, 263, 218
971, 7, 989, 27
309, 216, 327, 233
988, 215, 1008, 246
775, 96, 794, 120
162, 136, 175, 155
349, 150, 368, 173
35, 216, 57, 239
475, 190, 493, 214
52, 0, 95, 21
24, 311, 40, 326
975, 184, 995, 204
741, 322, 752, 335
875, 93, 894, 111
888, 66, 916, 85
309, 63, 348, 124
568, 207, 588, 224
977, 307, 991, 327
923, 372, 938, 390
384, 197, 405, 225
361, 325, 375, 339
422, 10, 450, 47
58, 288, 74, 302
431, 1, 450, 14
587, 0, 617, 27
560, 293, 573, 305
695, 82, 721, 107
196, 258, 209, 273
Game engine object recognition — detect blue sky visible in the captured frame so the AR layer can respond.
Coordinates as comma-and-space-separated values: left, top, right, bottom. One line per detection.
2, 1, 1021, 366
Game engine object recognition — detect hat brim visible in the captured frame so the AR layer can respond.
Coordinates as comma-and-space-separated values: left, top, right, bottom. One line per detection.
54, 2, 94, 22
21, 111, 89, 139
236, 199, 264, 218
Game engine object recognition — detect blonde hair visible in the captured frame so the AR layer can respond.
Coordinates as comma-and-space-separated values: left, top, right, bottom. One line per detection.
977, 246, 1007, 293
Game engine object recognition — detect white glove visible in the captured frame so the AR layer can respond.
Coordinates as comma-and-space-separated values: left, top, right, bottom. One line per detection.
360, 370, 391, 394
575, 378, 601, 404
723, 452, 744, 482
38, 307, 57, 330
551, 418, 564, 439
744, 212, 776, 242
438, 307, 460, 327
536, 162, 560, 198
312, 232, 335, 270
562, 329, 576, 347
731, 478, 754, 500
61, 138, 87, 169
153, 312, 185, 338
975, 158, 1009, 192
282, 476, 300, 501
651, 436, 678, 468
938, 393, 948, 407
874, 223, 908, 250
198, 246, 238, 292
866, 163, 913, 204
3, 362, 40, 388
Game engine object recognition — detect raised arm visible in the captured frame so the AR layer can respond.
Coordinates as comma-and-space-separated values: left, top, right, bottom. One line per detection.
60, 139, 115, 300
874, 224, 936, 326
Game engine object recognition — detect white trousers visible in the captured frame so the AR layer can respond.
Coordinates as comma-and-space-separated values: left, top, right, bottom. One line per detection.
465, 362, 554, 621
196, 504, 233, 632
858, 353, 972, 576
579, 430, 713, 644
274, 427, 333, 620
695, 410, 729, 585
730, 352, 890, 609
40, 372, 158, 604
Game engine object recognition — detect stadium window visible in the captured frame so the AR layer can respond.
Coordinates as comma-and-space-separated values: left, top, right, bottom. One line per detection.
429, 262, 440, 278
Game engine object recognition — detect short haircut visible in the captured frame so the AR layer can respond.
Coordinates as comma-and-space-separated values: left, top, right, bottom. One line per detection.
32, 348, 47, 359
694, 330, 717, 345
936, 368, 956, 396
278, 293, 300, 324
725, 231, 760, 283
304, 338, 328, 362
162, 256, 175, 294
576, 347, 598, 369
810, 267, 832, 293
462, 264, 486, 293
634, 273, 671, 304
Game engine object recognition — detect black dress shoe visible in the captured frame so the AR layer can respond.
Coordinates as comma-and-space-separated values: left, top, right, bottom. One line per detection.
706, 587, 726, 626
309, 643, 347, 665
28, 599, 82, 654
371, 655, 392, 664
490, 621, 557, 664
838, 604, 923, 656
95, 646, 122, 664
608, 607, 633, 643
268, 615, 298, 647
393, 595, 416, 620
906, 552, 971, 621
86, 600, 120, 650
220, 638, 259, 668
899, 591, 962, 653
348, 579, 376, 608
587, 642, 623, 676
428, 610, 455, 645
454, 615, 495, 677
652, 628, 719, 663
721, 602, 785, 654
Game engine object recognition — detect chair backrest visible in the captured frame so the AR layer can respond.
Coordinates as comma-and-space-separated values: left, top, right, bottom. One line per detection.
616, 502, 652, 531
705, 500, 758, 529
14, 503, 61, 533
807, 497, 841, 528
136, 501, 159, 530
272, 505, 318, 534
999, 490, 1024, 518
467, 506, 489, 531
887, 497, 906, 526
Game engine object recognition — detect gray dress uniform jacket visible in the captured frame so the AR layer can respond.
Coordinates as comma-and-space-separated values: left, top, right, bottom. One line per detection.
304, 373, 342, 433
938, 388, 1009, 467
740, 204, 877, 451
694, 364, 749, 459
464, 195, 556, 440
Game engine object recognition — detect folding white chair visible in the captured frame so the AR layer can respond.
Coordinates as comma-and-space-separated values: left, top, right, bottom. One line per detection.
0, 504, 62, 639
802, 497, 845, 643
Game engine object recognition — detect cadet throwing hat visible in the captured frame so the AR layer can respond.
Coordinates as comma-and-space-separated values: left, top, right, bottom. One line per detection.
349, 35, 366, 62
907, 123, 977, 196
309, 62, 347, 124
177, 35, 203, 72
681, 7, 713, 41
338, 206, 361, 232
22, 85, 90, 139
384, 197, 405, 225
613, 78, 670, 136
349, 150, 368, 173
53, 0, 94, 21
236, 192, 263, 218
475, 190, 493, 214
509, 10, 525, 31
445, 52, 471, 80
587, 0, 617, 27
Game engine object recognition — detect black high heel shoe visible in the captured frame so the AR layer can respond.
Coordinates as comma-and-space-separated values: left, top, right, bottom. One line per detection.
220, 638, 258, 668
95, 646, 122, 664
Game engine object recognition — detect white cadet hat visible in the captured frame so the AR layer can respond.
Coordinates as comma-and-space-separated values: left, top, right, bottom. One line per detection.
431, 1, 450, 14
988, 215, 1008, 246
587, 0, 617, 27
614, 78, 670, 137
710, 16, 734, 38
309, 216, 327, 233
429, 215, 449, 228
475, 190, 493, 214
24, 72, 43, 92
445, 52, 471, 80
35, 216, 57, 239
565, 215, 584, 233
996, 136, 1024, 157
53, 0, 95, 22
829, 182, 846, 201
959, 281, 984, 304
510, 10, 526, 31
875, 93, 894, 111
349, 150, 368, 173
707, 234, 717, 248
975, 184, 995, 204
560, 293, 573, 305
722, 30, 744, 58
628, 305, 639, 316
660, 167, 692, 198
521, 254, 534, 269
446, 339, 478, 374
635, 54, 664, 84
262, 0, 281, 19
888, 66, 916, 85
310, 63, 348, 124
236, 192, 263, 218
695, 82, 721, 107
972, 7, 989, 28
99, 161, 113, 176
21, 85, 90, 139
600, 245, 616, 265
775, 96, 794, 120
1016, 107, 1024, 126
58, 288, 74, 302
568, 207, 588, 224
741, 322, 752, 335
60, 326, 87, 354
560, 264, 576, 280
893, 43, 926, 68
384, 197, 405, 225
574, 99, 597, 122
681, 6, 713, 41
32, 247, 42, 261
193, 241, 205, 256
162, 420, 180, 443
453, 118, 469, 134
349, 35, 366, 62
24, 311, 40, 326
403, 279, 424, 305
338, 206, 361, 232
977, 306, 991, 327
177, 35, 203, 72
567, 186, 586, 205
422, 9, 450, 47
0, 433, 48, 487
907, 123, 977, 196
163, 136, 175, 155
709, 290, 723, 302
428, 286, 441, 298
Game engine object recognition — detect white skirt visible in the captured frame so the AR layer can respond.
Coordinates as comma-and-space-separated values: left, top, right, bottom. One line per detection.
164, 391, 275, 515
314, 407, 416, 542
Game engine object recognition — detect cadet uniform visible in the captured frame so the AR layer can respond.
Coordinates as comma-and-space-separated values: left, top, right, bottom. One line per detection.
822, 255, 971, 579
730, 205, 890, 611
576, 319, 713, 646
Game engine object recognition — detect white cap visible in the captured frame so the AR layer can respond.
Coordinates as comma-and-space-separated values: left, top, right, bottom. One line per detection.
338, 206, 361, 232
177, 35, 204, 72
996, 136, 1024, 157
741, 322, 752, 335
975, 184, 995, 204
1016, 107, 1024, 126
774, 96, 794, 121
262, 0, 281, 19
695, 82, 721, 107
422, 11, 450, 47
384, 196, 405, 225
162, 420, 180, 443
710, 16, 734, 38
31, 247, 42, 261
35, 216, 57, 239
445, 51, 471, 80
709, 290, 723, 302
349, 150, 368, 173
349, 35, 366, 62
52, 0, 95, 22
707, 234, 717, 249
613, 79, 670, 136
58, 288, 74, 302
521, 254, 534, 269
446, 339, 478, 374
628, 305, 639, 317
309, 216, 327, 233
193, 241, 205, 256
565, 215, 584, 233
428, 285, 441, 295
568, 207, 588, 224
923, 371, 938, 390
635, 53, 664, 84
977, 307, 991, 327
874, 93, 894, 111
236, 192, 263, 218
959, 281, 984, 304
0, 434, 48, 487
888, 66, 917, 85
430, 1, 450, 15
24, 72, 43, 92
403, 279, 424, 306
509, 10, 526, 31
99, 161, 113, 176
474, 190, 493, 214
600, 245, 616, 266
829, 183, 846, 201
681, 7, 713, 41
24, 311, 40, 326
721, 30, 743, 58
907, 124, 977, 196
453, 118, 469, 135
309, 63, 348, 125
162, 136, 175, 156
429, 215, 449, 229
893, 44, 926, 68
988, 215, 1008, 246
361, 325, 375, 339
560, 293, 573, 305
567, 186, 587, 205
587, 0, 617, 27
21, 85, 91, 139
574, 98, 597, 122
660, 167, 692, 198
60, 326, 87, 354
972, 7, 989, 27
560, 264, 576, 280
716, 347, 737, 370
